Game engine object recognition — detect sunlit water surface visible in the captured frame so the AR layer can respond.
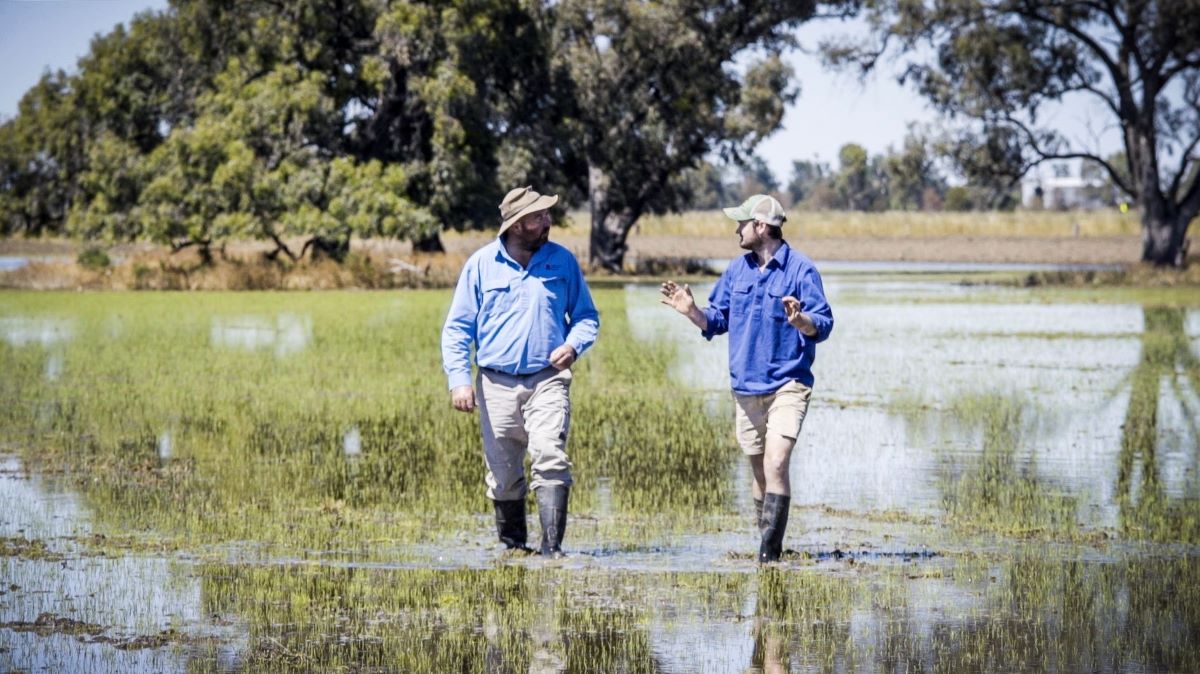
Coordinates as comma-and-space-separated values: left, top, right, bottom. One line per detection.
2, 270, 1198, 673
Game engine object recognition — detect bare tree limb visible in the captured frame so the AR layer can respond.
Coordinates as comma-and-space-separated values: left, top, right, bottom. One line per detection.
1003, 112, 1136, 196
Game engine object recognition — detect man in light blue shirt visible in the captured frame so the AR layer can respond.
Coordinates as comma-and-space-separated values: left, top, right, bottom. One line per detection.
661, 194, 833, 563
442, 186, 599, 558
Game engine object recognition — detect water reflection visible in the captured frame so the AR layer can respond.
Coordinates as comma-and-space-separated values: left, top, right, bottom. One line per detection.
624, 276, 1179, 531
0, 317, 76, 347
209, 313, 312, 357
0, 456, 230, 674
1116, 306, 1200, 542
172, 557, 1200, 672
157, 431, 173, 460
44, 352, 64, 381
342, 426, 361, 458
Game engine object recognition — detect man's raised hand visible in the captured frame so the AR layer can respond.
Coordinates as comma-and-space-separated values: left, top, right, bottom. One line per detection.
660, 280, 697, 315
781, 295, 816, 336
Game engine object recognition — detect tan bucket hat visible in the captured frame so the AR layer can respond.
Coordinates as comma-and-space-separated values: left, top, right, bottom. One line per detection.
499, 186, 559, 235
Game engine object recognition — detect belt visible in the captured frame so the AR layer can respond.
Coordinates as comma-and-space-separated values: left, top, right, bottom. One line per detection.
479, 365, 552, 378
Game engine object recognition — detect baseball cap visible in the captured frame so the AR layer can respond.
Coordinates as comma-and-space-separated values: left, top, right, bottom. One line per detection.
722, 194, 786, 227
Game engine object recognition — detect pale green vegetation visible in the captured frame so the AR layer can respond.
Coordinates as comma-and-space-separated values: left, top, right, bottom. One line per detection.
0, 289, 735, 554
3, 287, 1200, 671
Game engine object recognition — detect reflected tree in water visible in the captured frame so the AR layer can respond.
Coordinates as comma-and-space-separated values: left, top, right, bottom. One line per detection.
1117, 306, 1200, 543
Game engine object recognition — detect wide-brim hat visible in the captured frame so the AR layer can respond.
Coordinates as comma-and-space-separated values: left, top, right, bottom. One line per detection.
723, 194, 786, 227
499, 186, 559, 235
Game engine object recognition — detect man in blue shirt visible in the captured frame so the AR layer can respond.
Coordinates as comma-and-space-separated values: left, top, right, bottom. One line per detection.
660, 194, 833, 563
442, 186, 600, 558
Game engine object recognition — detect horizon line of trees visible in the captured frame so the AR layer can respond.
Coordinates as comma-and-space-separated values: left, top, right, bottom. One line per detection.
682, 130, 1133, 214
1, 0, 1195, 268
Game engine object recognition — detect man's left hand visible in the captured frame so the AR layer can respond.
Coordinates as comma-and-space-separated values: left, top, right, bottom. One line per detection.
550, 344, 577, 370
782, 296, 817, 336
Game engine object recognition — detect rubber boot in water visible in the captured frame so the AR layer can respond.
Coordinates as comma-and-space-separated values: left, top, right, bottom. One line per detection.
493, 498, 532, 552
536, 486, 569, 559
754, 497, 764, 533
758, 493, 791, 563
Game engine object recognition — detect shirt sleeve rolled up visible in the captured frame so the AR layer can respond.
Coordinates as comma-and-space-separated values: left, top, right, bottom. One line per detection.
801, 264, 834, 343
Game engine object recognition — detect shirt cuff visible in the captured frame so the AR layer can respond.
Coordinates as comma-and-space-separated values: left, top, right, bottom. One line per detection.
447, 370, 473, 390
700, 308, 720, 340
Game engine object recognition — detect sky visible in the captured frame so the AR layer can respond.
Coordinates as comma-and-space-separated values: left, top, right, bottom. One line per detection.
0, 0, 1120, 183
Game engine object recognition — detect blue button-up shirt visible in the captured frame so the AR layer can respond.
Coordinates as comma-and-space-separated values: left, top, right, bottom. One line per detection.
442, 239, 600, 390
701, 243, 833, 395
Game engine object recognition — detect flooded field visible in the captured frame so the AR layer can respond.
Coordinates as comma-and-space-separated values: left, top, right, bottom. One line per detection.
1, 269, 1198, 672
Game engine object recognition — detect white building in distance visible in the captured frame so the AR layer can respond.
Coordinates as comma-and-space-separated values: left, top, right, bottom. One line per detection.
1021, 159, 1115, 210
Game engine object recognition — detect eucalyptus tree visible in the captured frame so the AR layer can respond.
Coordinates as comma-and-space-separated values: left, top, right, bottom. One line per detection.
364, 0, 579, 250
552, 0, 829, 271
829, 0, 1200, 266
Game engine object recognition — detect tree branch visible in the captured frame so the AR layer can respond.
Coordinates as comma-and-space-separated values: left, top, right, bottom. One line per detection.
1168, 134, 1200, 202
1176, 147, 1200, 217
1010, 1, 1140, 117
1003, 113, 1136, 196
1159, 56, 1200, 89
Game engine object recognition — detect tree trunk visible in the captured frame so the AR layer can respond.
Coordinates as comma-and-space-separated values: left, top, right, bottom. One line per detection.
1139, 208, 1190, 267
301, 235, 350, 262
412, 231, 445, 253
587, 164, 637, 273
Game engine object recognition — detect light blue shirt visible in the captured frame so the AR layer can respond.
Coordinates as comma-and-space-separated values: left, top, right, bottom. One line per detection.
701, 242, 833, 395
442, 239, 600, 389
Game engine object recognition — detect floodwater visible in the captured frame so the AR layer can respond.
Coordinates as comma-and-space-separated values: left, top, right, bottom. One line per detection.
2, 269, 1199, 673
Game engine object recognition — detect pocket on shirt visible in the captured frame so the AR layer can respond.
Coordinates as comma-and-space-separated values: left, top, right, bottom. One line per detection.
766, 289, 789, 321
730, 283, 754, 317
481, 278, 515, 312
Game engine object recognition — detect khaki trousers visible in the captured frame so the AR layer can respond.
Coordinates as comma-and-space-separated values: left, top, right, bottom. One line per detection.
477, 367, 574, 501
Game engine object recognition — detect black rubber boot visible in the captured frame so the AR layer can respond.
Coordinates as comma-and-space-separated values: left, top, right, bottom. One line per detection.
754, 497, 764, 533
493, 498, 532, 552
758, 493, 791, 563
536, 486, 569, 558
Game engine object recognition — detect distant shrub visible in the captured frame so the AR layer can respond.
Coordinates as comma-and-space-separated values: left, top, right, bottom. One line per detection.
77, 247, 111, 270
943, 187, 974, 212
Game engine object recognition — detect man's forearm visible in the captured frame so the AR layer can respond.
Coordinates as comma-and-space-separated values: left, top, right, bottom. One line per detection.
686, 306, 708, 331
794, 312, 817, 336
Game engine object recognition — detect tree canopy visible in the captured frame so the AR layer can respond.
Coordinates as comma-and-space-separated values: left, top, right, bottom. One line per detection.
2, 0, 836, 268
2, 0, 844, 267
828, 0, 1200, 266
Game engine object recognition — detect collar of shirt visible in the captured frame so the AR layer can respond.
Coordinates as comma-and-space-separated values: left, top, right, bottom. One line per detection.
494, 237, 552, 273
740, 241, 790, 273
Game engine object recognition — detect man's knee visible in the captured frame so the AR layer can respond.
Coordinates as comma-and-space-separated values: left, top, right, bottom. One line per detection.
490, 474, 528, 501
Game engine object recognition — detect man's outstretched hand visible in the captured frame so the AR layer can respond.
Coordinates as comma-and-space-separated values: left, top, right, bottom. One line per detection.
660, 279, 709, 331
659, 280, 697, 315
451, 385, 476, 412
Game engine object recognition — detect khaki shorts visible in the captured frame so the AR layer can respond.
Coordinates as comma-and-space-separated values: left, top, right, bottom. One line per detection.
732, 380, 812, 456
